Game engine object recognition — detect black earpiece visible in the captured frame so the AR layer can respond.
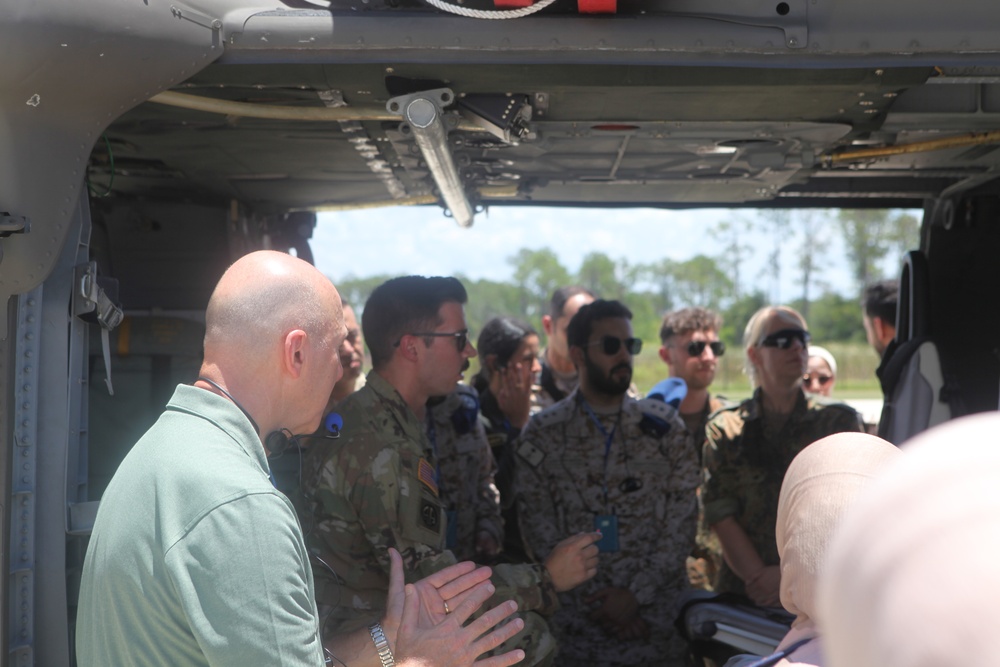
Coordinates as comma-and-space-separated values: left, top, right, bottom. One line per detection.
265, 428, 294, 457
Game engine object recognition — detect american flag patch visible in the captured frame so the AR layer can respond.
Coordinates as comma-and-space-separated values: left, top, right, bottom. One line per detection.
418, 458, 439, 496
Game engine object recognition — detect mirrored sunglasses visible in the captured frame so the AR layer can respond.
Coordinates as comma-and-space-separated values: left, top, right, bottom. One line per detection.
587, 335, 642, 356
687, 340, 726, 357
760, 328, 811, 349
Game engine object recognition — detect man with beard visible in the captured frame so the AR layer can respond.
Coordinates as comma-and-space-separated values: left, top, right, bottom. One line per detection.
297, 276, 601, 667
514, 300, 700, 666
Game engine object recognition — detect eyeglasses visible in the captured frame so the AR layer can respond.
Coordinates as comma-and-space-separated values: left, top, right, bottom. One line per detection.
804, 373, 833, 386
586, 336, 643, 356
759, 328, 811, 349
685, 340, 726, 357
394, 329, 469, 351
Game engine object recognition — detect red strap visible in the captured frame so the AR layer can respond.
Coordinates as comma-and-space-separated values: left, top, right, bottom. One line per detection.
578, 0, 617, 12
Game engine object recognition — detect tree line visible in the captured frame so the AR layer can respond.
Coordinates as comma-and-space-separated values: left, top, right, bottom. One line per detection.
334, 208, 919, 349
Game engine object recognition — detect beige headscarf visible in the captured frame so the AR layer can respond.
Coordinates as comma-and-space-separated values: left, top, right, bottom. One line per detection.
770, 431, 900, 666
818, 412, 1000, 667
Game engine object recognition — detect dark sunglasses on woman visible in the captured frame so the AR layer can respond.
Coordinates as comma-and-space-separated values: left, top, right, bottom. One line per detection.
760, 328, 811, 349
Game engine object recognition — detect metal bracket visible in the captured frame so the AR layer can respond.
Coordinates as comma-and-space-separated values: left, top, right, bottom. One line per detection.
386, 89, 475, 227
663, 0, 808, 49
0, 213, 29, 238
170, 4, 222, 31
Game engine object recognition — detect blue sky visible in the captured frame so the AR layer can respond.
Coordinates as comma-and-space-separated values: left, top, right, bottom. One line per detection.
310, 204, 863, 300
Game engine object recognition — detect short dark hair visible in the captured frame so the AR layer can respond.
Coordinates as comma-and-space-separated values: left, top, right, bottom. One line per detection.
362, 276, 467, 369
863, 280, 899, 324
659, 307, 723, 344
472, 317, 537, 391
566, 299, 633, 349
549, 285, 596, 319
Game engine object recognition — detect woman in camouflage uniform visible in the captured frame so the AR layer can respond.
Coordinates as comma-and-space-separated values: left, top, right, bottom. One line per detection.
701, 306, 863, 606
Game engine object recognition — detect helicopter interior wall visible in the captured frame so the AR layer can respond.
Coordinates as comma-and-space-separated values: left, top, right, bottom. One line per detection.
924, 196, 1000, 415
90, 202, 236, 312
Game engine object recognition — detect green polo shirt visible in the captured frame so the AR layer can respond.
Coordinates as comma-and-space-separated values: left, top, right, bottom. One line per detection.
77, 384, 324, 666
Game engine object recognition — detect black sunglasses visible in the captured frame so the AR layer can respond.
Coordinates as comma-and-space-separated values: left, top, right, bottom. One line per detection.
586, 335, 642, 356
394, 329, 469, 351
760, 328, 811, 349
686, 340, 726, 357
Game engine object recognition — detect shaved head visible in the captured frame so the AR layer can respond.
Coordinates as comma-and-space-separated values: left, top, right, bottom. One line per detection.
201, 250, 346, 438
206, 251, 341, 359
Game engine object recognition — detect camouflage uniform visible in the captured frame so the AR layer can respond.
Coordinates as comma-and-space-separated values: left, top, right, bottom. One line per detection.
701, 389, 864, 596
515, 389, 700, 667
682, 394, 731, 591
298, 372, 558, 665
426, 384, 503, 562
531, 351, 578, 414
479, 388, 530, 563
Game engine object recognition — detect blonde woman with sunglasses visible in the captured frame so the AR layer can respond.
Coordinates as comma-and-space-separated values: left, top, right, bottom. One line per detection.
699, 306, 864, 610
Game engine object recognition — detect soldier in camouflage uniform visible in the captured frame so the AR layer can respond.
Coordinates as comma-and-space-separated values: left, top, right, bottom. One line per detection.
298, 276, 601, 667
533, 286, 595, 412
657, 307, 732, 590
702, 306, 863, 605
426, 384, 503, 562
516, 300, 700, 667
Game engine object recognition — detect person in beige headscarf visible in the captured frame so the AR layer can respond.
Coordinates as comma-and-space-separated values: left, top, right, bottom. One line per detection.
724, 431, 900, 667
817, 412, 1000, 667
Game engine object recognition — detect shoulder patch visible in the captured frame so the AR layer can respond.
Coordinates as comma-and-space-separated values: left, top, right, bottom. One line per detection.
631, 397, 683, 438
516, 439, 546, 468
635, 396, 680, 420
532, 396, 575, 428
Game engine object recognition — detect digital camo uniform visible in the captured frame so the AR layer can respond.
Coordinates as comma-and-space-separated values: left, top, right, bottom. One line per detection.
515, 390, 700, 667
426, 384, 503, 562
701, 388, 864, 597
298, 372, 558, 666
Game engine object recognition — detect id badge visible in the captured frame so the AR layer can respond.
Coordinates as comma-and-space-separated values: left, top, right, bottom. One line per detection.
594, 514, 619, 553
446, 509, 458, 550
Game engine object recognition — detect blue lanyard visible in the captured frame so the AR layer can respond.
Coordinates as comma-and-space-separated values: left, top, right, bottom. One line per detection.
742, 637, 814, 667
580, 399, 620, 509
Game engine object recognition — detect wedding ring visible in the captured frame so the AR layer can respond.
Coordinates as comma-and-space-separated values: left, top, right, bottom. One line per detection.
443, 601, 451, 614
